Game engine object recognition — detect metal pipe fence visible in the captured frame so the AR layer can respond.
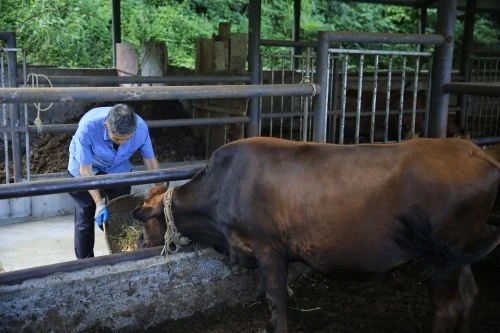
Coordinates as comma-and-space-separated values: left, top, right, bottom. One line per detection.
0, 84, 316, 104
16, 75, 252, 86
259, 50, 316, 141
329, 49, 433, 144
460, 53, 500, 139
314, 30, 448, 142
1, 47, 30, 188
260, 36, 435, 144
0, 165, 203, 199
0, 117, 251, 134
0, 73, 317, 184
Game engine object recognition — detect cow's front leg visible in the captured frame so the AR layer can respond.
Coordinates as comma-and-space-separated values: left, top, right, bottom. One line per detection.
254, 245, 289, 333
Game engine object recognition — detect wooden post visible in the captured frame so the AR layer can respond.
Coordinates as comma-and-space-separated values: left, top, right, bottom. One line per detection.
193, 22, 248, 155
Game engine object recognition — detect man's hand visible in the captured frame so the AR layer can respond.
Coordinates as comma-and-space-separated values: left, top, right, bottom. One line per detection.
94, 199, 109, 231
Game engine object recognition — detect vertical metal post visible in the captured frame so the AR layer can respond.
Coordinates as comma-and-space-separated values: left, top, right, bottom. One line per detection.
340, 55, 348, 144
330, 56, 339, 143
246, 0, 261, 138
460, 0, 477, 131
384, 55, 393, 143
370, 55, 379, 143
398, 57, 407, 141
1, 53, 10, 184
1, 32, 23, 182
292, 0, 301, 70
112, 0, 122, 68
355, 55, 364, 144
302, 48, 312, 142
418, 6, 427, 53
428, 0, 456, 138
313, 31, 329, 142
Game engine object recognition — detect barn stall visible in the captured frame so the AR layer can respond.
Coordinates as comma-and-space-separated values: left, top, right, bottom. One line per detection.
2, 0, 500, 332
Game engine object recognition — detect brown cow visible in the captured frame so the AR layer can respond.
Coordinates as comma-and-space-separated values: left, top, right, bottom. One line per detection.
133, 137, 500, 333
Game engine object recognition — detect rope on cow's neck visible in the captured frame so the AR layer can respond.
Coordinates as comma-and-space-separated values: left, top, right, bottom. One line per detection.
161, 187, 190, 262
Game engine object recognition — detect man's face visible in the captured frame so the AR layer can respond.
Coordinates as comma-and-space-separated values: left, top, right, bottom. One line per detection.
105, 123, 133, 146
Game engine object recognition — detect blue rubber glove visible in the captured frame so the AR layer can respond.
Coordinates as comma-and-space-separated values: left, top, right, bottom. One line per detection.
94, 200, 109, 231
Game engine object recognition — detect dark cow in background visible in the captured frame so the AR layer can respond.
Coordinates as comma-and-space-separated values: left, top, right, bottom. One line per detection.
133, 137, 500, 333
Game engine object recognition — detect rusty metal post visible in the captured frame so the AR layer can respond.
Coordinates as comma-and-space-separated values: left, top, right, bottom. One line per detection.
247, 0, 261, 138
292, 0, 301, 70
418, 6, 427, 53
459, 0, 477, 131
112, 0, 121, 68
428, 0, 457, 138
0, 32, 22, 182
313, 31, 329, 142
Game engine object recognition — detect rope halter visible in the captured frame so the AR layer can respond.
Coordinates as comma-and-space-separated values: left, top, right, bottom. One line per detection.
161, 187, 190, 262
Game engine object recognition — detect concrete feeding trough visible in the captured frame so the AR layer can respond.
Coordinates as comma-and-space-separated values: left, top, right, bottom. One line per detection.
0, 236, 307, 333
0, 248, 254, 332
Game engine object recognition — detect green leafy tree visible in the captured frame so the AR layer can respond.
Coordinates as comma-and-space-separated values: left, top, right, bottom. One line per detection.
1, 0, 498, 70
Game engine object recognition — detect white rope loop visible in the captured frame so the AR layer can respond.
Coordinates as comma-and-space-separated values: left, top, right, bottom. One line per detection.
25, 73, 54, 133
161, 187, 190, 262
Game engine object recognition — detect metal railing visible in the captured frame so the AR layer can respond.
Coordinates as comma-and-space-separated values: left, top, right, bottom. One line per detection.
329, 48, 433, 144
0, 81, 316, 184
314, 31, 446, 142
461, 53, 500, 140
259, 49, 316, 141
446, 81, 500, 142
260, 33, 439, 144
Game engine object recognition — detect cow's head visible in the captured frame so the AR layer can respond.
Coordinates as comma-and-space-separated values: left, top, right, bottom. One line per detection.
133, 185, 168, 248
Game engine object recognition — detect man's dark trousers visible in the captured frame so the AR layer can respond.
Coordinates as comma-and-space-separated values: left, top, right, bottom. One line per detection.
68, 172, 131, 259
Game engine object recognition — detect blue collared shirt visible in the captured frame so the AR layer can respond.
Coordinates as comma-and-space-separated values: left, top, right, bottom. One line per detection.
68, 107, 155, 177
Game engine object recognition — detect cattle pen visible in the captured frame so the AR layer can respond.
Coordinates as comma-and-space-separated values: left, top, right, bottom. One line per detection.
2, 0, 500, 332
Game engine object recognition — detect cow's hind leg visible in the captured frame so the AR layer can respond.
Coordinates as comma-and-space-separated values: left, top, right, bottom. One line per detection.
427, 266, 479, 333
253, 245, 289, 333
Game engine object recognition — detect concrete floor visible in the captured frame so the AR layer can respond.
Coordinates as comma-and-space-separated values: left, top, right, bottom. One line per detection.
0, 215, 109, 272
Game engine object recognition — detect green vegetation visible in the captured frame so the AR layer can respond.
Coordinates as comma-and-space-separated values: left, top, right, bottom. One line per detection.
1, 0, 499, 69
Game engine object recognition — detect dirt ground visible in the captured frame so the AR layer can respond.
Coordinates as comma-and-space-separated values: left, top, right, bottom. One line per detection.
145, 248, 500, 333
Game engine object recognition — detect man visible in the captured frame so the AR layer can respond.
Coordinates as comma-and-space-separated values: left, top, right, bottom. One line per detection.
68, 104, 160, 259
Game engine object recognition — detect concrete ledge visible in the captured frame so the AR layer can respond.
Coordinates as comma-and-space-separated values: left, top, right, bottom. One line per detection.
0, 247, 308, 332
0, 249, 261, 332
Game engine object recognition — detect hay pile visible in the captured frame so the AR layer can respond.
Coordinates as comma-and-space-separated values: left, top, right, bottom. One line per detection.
104, 194, 146, 254
105, 224, 142, 252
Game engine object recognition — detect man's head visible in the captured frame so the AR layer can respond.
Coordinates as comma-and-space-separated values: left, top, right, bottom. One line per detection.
105, 104, 137, 145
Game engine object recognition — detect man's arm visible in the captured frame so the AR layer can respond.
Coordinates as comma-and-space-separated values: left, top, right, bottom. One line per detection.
143, 156, 164, 187
80, 163, 108, 231
79, 164, 103, 204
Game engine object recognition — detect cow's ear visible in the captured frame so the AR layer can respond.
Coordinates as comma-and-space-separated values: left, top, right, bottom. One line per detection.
133, 206, 154, 223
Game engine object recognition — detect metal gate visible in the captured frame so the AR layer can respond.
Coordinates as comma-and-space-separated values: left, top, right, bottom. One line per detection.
465, 54, 500, 138
259, 36, 435, 144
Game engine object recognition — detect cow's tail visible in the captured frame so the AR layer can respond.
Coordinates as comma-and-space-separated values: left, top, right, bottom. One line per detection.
393, 205, 500, 279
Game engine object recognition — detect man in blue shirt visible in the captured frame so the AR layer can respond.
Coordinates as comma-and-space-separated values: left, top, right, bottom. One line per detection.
68, 104, 161, 259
